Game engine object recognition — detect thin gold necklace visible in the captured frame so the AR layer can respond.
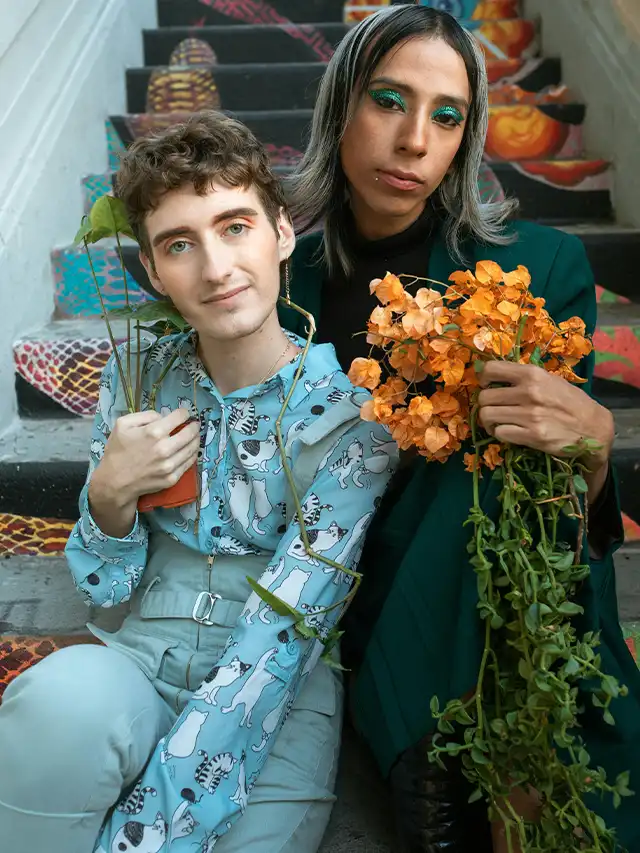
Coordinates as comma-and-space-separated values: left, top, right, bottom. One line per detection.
256, 339, 294, 387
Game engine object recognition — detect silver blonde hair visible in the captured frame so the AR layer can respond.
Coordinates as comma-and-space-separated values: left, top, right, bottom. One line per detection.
287, 4, 517, 277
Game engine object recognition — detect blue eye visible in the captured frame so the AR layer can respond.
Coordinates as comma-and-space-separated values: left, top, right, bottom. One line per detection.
369, 88, 407, 112
226, 223, 246, 236
432, 105, 465, 127
168, 240, 191, 255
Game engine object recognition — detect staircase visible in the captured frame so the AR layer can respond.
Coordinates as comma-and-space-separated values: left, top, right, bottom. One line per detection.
1, 1, 639, 847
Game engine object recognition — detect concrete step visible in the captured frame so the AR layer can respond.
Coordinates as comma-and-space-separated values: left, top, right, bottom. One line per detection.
106, 103, 588, 171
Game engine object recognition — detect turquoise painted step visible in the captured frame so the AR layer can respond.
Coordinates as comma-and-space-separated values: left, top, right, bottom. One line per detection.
82, 173, 113, 212
52, 243, 150, 318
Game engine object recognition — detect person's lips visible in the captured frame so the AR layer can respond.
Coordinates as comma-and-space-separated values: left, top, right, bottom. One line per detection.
203, 285, 250, 304
377, 170, 424, 191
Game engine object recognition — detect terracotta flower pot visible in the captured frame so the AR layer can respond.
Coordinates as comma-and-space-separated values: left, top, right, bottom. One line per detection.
137, 421, 199, 512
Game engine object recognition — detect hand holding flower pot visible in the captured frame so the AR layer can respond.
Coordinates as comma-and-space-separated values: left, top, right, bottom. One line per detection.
76, 194, 198, 511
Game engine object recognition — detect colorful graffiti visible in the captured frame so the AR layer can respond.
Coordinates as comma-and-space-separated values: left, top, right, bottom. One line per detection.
485, 105, 583, 162
593, 325, 640, 390
0, 514, 74, 557
14, 337, 111, 417
344, 0, 520, 23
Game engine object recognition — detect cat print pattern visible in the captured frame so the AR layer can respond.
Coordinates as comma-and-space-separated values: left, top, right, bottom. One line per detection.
64, 331, 398, 851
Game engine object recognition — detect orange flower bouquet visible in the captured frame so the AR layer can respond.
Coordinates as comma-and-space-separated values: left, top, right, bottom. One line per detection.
348, 263, 631, 852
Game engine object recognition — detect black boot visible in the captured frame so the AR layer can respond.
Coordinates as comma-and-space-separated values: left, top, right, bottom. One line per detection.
389, 735, 494, 852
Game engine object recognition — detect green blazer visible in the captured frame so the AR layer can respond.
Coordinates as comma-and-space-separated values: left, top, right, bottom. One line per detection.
281, 221, 639, 849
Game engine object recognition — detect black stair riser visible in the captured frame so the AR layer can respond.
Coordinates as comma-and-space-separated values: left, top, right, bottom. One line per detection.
15, 376, 84, 420
3, 443, 637, 526
592, 378, 640, 409
127, 65, 326, 114
110, 111, 313, 155
144, 24, 348, 65
0, 463, 87, 521
157, 0, 347, 27
578, 233, 640, 303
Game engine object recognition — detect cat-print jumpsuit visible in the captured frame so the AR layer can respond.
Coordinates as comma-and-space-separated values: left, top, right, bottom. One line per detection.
0, 330, 398, 853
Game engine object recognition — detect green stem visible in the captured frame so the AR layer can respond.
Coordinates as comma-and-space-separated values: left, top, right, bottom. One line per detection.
84, 239, 135, 413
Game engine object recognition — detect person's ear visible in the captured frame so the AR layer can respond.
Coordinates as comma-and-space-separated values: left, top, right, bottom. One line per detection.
140, 250, 166, 296
276, 211, 296, 263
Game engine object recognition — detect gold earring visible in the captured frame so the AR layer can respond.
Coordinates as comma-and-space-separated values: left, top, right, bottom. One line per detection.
284, 258, 291, 304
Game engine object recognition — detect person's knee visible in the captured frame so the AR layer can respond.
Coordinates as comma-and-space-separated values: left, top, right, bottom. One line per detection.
0, 645, 162, 813
1, 645, 137, 739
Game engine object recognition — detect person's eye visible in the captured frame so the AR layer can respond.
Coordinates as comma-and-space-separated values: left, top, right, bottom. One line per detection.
432, 105, 465, 128
167, 240, 191, 255
369, 88, 407, 112
225, 222, 247, 237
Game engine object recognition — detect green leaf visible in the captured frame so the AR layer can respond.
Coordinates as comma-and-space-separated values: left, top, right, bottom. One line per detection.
468, 788, 483, 804
320, 653, 348, 671
470, 747, 490, 765
525, 603, 542, 634
108, 300, 188, 331
246, 578, 303, 620
430, 695, 440, 716
490, 612, 504, 630
573, 474, 589, 494
294, 620, 316, 640
529, 345, 542, 366
563, 657, 580, 677
603, 709, 616, 726
89, 194, 135, 241
557, 601, 584, 616
578, 747, 591, 766
74, 216, 93, 245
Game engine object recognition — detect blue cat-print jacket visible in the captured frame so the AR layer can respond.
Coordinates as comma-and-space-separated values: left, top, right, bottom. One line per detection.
65, 330, 398, 852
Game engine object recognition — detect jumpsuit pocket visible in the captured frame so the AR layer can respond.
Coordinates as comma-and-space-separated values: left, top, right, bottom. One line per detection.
87, 623, 178, 682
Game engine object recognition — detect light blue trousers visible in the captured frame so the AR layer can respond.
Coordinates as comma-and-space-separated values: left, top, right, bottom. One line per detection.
0, 643, 342, 853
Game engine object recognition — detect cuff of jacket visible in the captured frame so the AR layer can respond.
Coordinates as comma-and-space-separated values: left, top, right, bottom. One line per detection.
587, 462, 624, 560
78, 492, 148, 555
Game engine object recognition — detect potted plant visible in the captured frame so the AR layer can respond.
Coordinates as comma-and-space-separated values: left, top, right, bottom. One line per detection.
75, 193, 197, 511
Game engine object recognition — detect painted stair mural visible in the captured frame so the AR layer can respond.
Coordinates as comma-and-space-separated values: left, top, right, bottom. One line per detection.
1, 5, 639, 841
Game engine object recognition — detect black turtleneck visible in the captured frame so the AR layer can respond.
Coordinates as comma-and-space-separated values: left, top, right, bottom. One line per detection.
316, 206, 438, 373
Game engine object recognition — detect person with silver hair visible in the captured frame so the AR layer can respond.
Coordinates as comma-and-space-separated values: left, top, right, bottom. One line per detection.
280, 4, 638, 851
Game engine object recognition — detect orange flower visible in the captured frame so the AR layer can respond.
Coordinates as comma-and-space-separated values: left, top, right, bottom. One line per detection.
496, 300, 521, 322
423, 425, 451, 454
502, 266, 531, 292
447, 414, 470, 441
431, 391, 460, 419
406, 395, 434, 426
483, 443, 505, 470
375, 377, 409, 406
464, 452, 480, 472
460, 288, 496, 320
475, 260, 505, 286
361, 397, 393, 423
441, 358, 466, 387
348, 357, 382, 390
389, 342, 430, 383
370, 273, 410, 312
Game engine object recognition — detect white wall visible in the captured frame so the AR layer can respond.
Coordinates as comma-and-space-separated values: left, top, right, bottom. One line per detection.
0, 0, 156, 434
524, 0, 640, 227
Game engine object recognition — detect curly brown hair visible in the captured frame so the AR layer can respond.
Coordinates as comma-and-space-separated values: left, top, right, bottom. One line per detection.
114, 110, 289, 257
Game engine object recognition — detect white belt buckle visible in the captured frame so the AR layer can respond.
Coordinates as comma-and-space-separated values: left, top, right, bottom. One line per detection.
192, 591, 221, 626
